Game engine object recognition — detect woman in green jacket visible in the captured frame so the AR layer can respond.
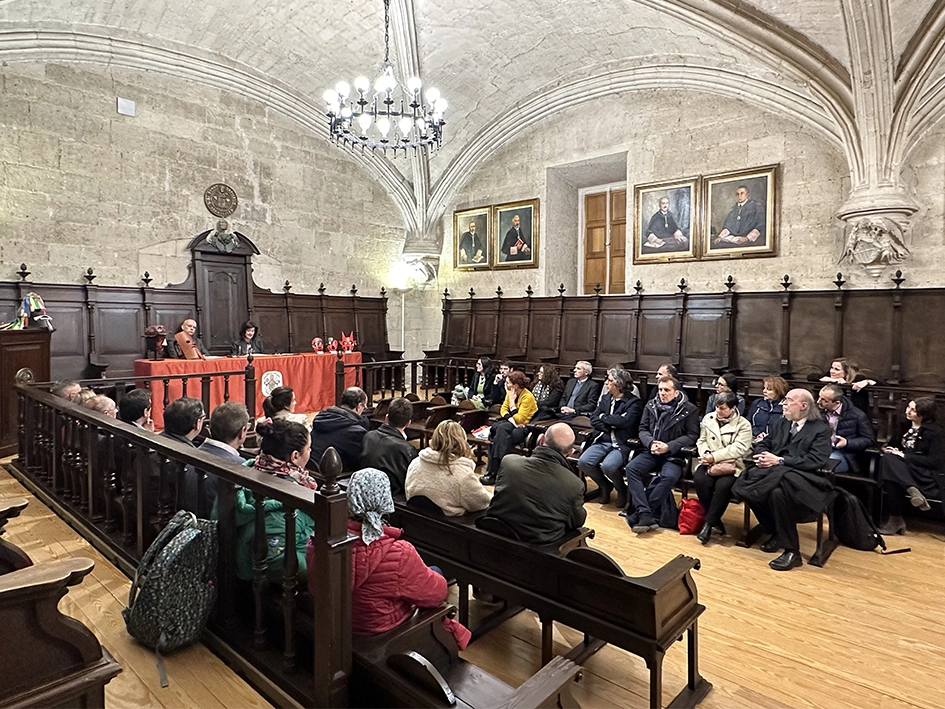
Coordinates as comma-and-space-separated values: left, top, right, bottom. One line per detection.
234, 419, 318, 582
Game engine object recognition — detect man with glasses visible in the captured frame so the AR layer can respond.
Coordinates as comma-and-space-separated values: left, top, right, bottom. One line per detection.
153, 397, 210, 517
817, 383, 875, 473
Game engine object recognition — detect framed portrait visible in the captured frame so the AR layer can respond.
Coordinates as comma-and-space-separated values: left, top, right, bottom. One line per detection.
453, 207, 492, 270
632, 177, 699, 264
494, 198, 540, 269
702, 164, 779, 259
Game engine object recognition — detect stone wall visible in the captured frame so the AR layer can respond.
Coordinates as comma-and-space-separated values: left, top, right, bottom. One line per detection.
0, 61, 403, 301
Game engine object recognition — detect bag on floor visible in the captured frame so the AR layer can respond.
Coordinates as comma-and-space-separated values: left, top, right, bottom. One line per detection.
678, 498, 706, 535
123, 510, 218, 686
833, 488, 909, 554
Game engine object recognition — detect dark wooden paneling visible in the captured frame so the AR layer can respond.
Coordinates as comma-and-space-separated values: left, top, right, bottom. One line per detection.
253, 289, 290, 353
495, 304, 527, 357
636, 296, 679, 373
0, 330, 50, 456
596, 298, 637, 366
288, 297, 326, 354
33, 284, 88, 380
681, 295, 731, 374
900, 293, 945, 386
526, 299, 561, 361
788, 294, 836, 375
90, 286, 147, 377
470, 299, 498, 355
0, 283, 19, 323
843, 293, 894, 379
323, 299, 357, 347
354, 299, 389, 358
559, 299, 599, 365
732, 294, 782, 374
443, 300, 472, 354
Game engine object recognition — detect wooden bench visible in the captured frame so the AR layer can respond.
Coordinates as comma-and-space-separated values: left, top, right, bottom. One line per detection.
351, 603, 583, 708
390, 501, 711, 709
0, 513, 121, 708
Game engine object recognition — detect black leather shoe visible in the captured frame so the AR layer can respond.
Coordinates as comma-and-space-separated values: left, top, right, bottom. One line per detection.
760, 537, 781, 553
479, 474, 497, 486
597, 487, 611, 505
615, 493, 628, 510
696, 523, 712, 545
769, 550, 803, 571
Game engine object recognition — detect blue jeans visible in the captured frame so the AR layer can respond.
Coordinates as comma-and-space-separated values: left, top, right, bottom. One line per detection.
624, 451, 683, 516
578, 442, 628, 496
829, 450, 852, 473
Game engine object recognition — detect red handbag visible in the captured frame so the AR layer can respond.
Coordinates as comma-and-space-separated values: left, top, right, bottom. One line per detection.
678, 498, 706, 535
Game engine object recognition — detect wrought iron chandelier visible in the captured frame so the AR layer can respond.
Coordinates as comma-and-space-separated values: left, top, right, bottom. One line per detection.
323, 0, 447, 155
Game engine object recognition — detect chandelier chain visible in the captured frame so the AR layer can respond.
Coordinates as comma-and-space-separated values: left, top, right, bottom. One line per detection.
383, 0, 390, 64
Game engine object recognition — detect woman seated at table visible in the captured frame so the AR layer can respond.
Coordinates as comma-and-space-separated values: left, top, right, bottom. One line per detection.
693, 391, 753, 544
877, 397, 945, 535
260, 385, 309, 428
406, 420, 492, 516
530, 364, 565, 421
231, 320, 266, 356
746, 375, 788, 441
479, 371, 538, 486
706, 372, 745, 414
820, 357, 876, 412
232, 419, 317, 582
308, 468, 469, 646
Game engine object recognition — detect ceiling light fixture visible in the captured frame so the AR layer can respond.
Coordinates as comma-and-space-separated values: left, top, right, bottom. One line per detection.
323, 0, 447, 155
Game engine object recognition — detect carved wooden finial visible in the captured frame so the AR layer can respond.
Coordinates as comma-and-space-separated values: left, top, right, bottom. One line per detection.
318, 283, 326, 295
283, 280, 292, 293
84, 267, 96, 284
443, 287, 450, 299
468, 287, 475, 298
594, 283, 602, 295
677, 278, 688, 293
379, 286, 387, 297
319, 447, 343, 495
350, 284, 358, 296
496, 286, 503, 297
525, 285, 534, 297
891, 269, 905, 289
247, 352, 254, 365
724, 275, 736, 292
17, 264, 30, 281
557, 283, 566, 296
141, 271, 153, 287
833, 272, 846, 290
634, 280, 643, 294
780, 274, 792, 291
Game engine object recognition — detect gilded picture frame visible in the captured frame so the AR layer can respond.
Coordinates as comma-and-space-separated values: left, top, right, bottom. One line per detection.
453, 207, 492, 270
632, 177, 700, 264
702, 164, 779, 260
494, 199, 540, 269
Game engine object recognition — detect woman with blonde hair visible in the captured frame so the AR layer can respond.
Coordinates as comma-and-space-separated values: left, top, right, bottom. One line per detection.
405, 420, 492, 516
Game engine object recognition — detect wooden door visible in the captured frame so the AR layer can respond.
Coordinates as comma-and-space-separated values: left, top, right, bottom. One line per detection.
583, 188, 626, 294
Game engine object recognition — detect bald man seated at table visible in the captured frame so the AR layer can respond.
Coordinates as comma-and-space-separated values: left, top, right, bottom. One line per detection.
166, 318, 209, 359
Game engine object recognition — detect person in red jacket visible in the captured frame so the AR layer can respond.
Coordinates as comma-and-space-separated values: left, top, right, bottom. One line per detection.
307, 468, 470, 645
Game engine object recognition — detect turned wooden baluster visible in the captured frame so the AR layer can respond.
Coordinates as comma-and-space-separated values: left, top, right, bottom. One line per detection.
282, 506, 298, 672
252, 493, 268, 650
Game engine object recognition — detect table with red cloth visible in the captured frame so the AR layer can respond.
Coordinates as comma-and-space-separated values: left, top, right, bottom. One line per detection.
134, 352, 361, 430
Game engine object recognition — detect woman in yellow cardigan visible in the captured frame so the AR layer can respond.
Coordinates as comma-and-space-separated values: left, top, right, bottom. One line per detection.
479, 370, 538, 485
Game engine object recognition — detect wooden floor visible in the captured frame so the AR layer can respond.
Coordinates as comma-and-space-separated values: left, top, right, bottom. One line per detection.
3, 460, 944, 709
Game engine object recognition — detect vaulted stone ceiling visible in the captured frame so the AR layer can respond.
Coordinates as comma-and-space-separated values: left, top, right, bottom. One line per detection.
1, 0, 942, 254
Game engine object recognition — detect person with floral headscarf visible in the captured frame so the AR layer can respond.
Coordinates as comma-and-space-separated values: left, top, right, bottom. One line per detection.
307, 468, 470, 646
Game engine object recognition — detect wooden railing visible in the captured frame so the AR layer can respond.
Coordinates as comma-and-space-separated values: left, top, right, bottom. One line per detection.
9, 375, 353, 707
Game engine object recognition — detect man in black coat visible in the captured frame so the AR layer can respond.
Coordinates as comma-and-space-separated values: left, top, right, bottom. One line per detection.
817, 384, 876, 473
483, 423, 586, 544
309, 387, 370, 471
624, 376, 698, 532
733, 388, 833, 571
577, 368, 643, 505
359, 397, 419, 496
558, 361, 601, 418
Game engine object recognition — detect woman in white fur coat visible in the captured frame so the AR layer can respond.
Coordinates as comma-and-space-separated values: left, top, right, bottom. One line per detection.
406, 420, 493, 516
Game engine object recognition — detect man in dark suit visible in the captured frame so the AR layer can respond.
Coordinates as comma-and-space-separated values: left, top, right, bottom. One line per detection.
817, 384, 876, 472
733, 388, 833, 571
202, 402, 250, 464
359, 397, 419, 496
483, 423, 585, 544
310, 386, 370, 471
558, 361, 601, 418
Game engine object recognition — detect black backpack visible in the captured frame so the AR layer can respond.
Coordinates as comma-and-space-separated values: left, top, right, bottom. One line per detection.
123, 510, 218, 686
833, 488, 909, 554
